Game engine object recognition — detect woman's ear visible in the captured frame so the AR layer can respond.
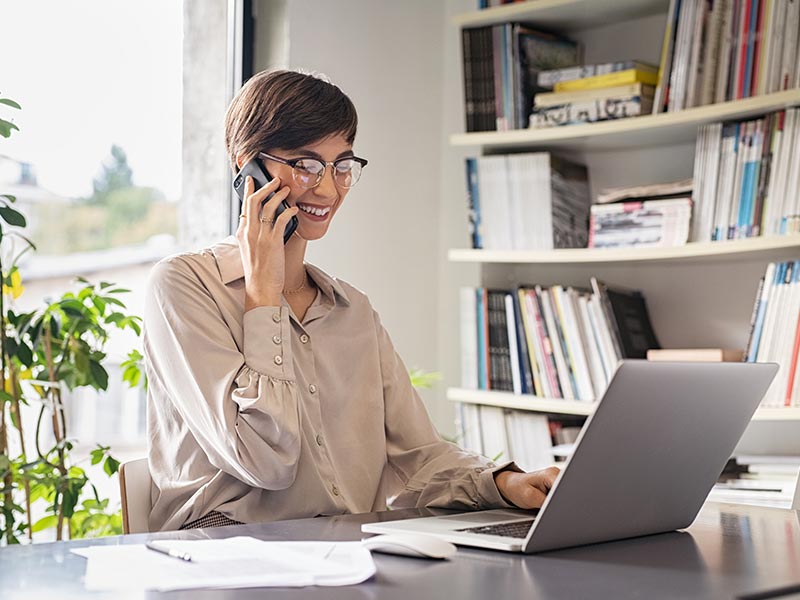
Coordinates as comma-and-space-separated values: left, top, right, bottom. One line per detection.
235, 153, 246, 170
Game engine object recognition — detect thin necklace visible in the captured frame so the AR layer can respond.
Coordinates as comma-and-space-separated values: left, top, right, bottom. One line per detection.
284, 271, 309, 295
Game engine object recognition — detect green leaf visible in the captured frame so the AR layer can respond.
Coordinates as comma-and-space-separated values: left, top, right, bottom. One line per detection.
105, 288, 131, 295
88, 360, 109, 390
90, 448, 105, 465
15, 342, 33, 368
0, 119, 20, 138
103, 456, 120, 476
0, 205, 26, 227
31, 515, 59, 533
59, 298, 85, 316
0, 390, 13, 404
1, 194, 15, 203
101, 296, 125, 308
0, 98, 21, 109
90, 296, 106, 314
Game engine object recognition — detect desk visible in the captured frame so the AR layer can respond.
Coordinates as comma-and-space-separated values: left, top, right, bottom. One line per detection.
1, 502, 799, 599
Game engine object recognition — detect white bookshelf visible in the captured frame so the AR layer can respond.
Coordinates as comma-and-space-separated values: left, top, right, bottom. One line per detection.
449, 235, 800, 265
448, 388, 800, 422
453, 0, 668, 30
448, 0, 800, 456
450, 89, 800, 152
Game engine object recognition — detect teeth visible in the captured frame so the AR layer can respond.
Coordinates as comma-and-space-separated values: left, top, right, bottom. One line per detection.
298, 204, 331, 217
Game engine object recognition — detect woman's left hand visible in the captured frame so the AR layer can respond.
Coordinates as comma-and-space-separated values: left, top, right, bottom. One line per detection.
494, 466, 560, 509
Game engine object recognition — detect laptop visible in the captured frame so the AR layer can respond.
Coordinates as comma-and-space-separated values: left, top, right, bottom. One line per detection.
362, 360, 778, 553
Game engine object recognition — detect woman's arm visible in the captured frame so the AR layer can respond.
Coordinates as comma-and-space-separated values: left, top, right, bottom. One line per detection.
144, 256, 301, 490
374, 310, 525, 510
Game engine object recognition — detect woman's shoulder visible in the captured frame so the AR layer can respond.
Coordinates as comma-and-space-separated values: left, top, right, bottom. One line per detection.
148, 239, 230, 292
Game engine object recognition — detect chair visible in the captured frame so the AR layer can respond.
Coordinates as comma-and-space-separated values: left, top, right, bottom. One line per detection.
119, 457, 153, 534
793, 470, 800, 511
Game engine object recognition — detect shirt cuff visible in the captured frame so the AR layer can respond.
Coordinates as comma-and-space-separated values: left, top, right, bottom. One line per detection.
242, 306, 295, 380
476, 461, 525, 509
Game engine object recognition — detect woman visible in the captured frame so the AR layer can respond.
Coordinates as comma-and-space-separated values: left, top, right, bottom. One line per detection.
144, 69, 558, 531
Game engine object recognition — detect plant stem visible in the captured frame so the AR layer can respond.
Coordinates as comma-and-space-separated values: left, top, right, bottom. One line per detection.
0, 256, 14, 545
43, 325, 66, 541
10, 368, 32, 541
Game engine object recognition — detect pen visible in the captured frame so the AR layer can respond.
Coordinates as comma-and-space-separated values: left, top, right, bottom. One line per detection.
145, 541, 193, 562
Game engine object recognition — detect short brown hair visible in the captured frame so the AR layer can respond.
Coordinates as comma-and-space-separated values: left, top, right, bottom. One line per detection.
224, 70, 358, 171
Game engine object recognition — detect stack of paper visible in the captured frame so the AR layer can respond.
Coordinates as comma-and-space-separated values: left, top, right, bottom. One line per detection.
72, 537, 376, 591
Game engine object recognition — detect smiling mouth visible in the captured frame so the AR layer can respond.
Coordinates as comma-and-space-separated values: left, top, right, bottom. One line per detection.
296, 202, 332, 217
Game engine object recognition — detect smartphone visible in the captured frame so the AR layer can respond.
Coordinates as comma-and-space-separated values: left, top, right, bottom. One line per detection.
233, 158, 298, 244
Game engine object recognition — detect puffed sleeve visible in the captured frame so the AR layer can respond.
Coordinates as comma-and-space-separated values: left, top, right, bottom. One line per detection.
144, 256, 301, 490
375, 310, 522, 510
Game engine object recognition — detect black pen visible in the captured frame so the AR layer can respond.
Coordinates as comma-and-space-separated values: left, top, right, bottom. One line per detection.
145, 541, 193, 562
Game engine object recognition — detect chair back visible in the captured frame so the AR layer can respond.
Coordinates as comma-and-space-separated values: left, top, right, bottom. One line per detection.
119, 457, 152, 534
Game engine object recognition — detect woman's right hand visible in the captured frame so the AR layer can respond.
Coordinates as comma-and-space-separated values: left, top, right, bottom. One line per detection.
236, 175, 300, 311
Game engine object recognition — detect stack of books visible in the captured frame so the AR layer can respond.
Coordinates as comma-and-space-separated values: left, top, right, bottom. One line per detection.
746, 260, 800, 408
459, 279, 659, 403
588, 180, 694, 249
459, 405, 558, 470
654, 0, 800, 113
692, 108, 800, 242
530, 61, 657, 128
465, 152, 590, 250
461, 24, 580, 132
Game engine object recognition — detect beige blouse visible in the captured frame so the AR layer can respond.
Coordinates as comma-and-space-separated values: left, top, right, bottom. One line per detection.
144, 236, 517, 532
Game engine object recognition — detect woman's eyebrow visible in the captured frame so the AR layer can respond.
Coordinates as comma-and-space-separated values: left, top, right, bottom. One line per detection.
292, 149, 355, 160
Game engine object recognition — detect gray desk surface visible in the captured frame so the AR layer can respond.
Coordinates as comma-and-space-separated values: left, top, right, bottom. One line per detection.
1, 502, 799, 600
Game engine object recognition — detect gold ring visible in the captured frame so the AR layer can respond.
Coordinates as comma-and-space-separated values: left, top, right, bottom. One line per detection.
239, 214, 246, 219
260, 217, 274, 224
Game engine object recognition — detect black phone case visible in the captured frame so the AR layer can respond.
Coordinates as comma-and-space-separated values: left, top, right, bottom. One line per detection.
233, 158, 298, 244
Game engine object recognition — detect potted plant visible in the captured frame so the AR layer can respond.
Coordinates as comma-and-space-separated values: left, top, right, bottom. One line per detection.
0, 91, 144, 544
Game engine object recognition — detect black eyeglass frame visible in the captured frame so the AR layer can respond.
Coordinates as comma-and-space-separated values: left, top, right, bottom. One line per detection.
259, 152, 368, 189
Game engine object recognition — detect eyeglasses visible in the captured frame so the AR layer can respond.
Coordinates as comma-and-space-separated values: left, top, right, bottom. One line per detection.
259, 152, 368, 189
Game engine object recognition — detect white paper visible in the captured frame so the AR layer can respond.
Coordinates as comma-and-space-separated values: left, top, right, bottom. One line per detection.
71, 537, 376, 591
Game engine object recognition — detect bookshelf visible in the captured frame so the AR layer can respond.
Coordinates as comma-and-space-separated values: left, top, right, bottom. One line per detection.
449, 235, 800, 265
448, 0, 800, 452
453, 0, 668, 29
450, 89, 800, 151
448, 388, 800, 422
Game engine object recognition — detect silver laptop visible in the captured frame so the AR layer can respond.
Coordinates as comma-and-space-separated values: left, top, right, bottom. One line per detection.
362, 360, 778, 553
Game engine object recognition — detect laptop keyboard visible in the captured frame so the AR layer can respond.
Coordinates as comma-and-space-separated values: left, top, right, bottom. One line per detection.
456, 519, 536, 539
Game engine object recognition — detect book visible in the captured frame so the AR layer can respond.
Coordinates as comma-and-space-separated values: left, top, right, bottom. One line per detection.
537, 60, 657, 87
466, 152, 591, 250
530, 94, 653, 128
596, 178, 693, 204
553, 67, 658, 92
588, 198, 692, 249
646, 348, 745, 361
534, 83, 655, 107
591, 278, 660, 360
461, 23, 580, 132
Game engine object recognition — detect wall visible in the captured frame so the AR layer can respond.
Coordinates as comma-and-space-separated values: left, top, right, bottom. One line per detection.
252, 0, 452, 429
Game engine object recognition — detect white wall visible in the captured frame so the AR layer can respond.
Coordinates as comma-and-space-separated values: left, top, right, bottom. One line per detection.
253, 0, 454, 429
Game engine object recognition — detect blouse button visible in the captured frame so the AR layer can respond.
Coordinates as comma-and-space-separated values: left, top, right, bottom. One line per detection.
309, 384, 317, 394
300, 334, 309, 344
272, 335, 281, 344
274, 355, 283, 365
316, 434, 324, 446
272, 312, 281, 323
332, 484, 340, 496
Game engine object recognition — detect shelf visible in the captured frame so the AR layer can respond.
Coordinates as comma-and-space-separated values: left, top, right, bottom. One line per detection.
448, 388, 800, 421
453, 0, 669, 30
449, 90, 800, 152
448, 234, 800, 265
448, 387, 594, 416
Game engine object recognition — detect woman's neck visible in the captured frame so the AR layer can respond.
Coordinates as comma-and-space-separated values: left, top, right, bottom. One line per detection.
283, 233, 309, 291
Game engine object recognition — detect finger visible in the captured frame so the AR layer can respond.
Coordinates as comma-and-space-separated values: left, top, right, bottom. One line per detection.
258, 185, 292, 222
244, 175, 282, 222
520, 485, 548, 509
269, 205, 299, 238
